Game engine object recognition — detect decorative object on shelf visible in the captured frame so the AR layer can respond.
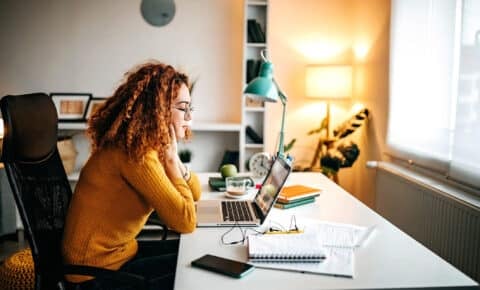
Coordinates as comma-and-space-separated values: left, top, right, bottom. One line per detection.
57, 136, 78, 175
248, 151, 272, 177
245, 97, 263, 108
50, 93, 91, 121
85, 97, 107, 120
305, 65, 352, 170
140, 0, 176, 27
244, 49, 289, 161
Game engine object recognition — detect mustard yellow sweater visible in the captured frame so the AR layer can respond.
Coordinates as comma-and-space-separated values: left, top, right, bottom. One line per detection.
62, 148, 201, 282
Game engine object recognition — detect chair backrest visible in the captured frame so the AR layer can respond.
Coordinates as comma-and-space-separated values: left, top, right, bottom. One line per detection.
0, 93, 72, 290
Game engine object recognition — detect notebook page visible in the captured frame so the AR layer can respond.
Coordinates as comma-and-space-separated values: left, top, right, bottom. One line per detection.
251, 247, 354, 278
248, 233, 327, 261
311, 222, 375, 248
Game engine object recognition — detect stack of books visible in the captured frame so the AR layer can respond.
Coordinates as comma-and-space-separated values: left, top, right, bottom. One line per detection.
247, 19, 265, 43
274, 185, 322, 209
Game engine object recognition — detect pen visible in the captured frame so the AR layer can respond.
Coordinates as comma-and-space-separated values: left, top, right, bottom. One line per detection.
264, 229, 304, 235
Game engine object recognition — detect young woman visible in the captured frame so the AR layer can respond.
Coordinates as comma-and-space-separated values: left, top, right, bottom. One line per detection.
62, 61, 201, 290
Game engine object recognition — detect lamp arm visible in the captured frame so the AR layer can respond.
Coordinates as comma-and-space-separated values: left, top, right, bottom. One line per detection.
273, 79, 288, 105
273, 78, 288, 160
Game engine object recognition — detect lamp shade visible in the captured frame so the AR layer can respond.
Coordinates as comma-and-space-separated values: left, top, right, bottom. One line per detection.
244, 61, 278, 103
305, 65, 352, 99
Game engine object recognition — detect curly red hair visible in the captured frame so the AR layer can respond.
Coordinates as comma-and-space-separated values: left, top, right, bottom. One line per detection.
88, 61, 191, 163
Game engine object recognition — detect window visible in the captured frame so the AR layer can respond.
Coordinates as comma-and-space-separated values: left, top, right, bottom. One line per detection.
388, 0, 480, 189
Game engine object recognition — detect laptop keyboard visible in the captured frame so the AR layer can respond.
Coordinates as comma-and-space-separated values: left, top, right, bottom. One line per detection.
221, 201, 254, 222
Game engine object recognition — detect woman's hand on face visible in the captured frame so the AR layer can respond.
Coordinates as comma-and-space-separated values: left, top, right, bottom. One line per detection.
165, 124, 179, 163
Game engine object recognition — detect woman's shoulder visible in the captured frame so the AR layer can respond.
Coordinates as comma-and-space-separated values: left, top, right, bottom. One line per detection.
88, 147, 160, 167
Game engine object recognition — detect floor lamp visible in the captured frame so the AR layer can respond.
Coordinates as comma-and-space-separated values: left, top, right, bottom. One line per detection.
305, 65, 352, 169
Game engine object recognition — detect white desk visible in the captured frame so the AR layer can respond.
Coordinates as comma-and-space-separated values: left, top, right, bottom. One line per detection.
174, 172, 478, 289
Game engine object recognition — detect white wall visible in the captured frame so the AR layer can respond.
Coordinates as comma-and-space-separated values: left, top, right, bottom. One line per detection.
0, 0, 243, 123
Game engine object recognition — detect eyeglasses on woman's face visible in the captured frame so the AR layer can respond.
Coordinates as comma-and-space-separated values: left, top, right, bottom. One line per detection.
172, 103, 194, 120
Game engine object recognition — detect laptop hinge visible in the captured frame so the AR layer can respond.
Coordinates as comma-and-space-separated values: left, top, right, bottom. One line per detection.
252, 202, 263, 220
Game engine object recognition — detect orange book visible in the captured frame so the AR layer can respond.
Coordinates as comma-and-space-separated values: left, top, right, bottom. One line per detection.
277, 185, 322, 203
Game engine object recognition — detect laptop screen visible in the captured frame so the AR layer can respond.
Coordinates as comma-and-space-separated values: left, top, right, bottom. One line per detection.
253, 157, 291, 216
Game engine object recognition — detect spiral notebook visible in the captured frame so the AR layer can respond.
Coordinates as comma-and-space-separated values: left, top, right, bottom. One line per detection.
247, 233, 327, 262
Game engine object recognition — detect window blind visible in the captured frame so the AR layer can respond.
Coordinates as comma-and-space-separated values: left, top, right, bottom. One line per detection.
388, 0, 480, 189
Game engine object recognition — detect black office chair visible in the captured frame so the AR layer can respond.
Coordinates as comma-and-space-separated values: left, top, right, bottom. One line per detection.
0, 93, 149, 290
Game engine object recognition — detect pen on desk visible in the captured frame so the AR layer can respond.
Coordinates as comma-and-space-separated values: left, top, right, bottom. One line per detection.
264, 229, 304, 235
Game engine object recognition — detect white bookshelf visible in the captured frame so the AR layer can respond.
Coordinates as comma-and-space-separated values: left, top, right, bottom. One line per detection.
240, 0, 269, 172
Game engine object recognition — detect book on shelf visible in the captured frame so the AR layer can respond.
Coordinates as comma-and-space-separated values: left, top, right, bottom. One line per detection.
246, 59, 255, 83
253, 21, 266, 42
248, 233, 326, 262
274, 197, 316, 209
277, 185, 322, 203
247, 19, 265, 43
246, 125, 263, 144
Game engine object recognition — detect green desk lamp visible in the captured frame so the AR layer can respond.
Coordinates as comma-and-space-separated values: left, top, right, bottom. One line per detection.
243, 50, 288, 160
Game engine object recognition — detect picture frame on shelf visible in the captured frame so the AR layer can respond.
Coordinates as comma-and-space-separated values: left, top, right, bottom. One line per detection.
245, 96, 263, 108
50, 93, 91, 121
85, 97, 107, 120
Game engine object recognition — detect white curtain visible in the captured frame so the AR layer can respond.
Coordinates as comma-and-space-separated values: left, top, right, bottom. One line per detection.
388, 0, 480, 189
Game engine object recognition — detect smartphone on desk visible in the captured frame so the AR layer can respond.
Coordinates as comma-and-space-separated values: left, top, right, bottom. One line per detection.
191, 254, 255, 278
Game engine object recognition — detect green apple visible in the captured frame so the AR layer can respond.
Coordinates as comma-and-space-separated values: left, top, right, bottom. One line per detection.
220, 164, 238, 179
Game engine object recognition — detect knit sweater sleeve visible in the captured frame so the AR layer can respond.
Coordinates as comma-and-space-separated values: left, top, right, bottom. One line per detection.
186, 172, 201, 201
119, 151, 197, 233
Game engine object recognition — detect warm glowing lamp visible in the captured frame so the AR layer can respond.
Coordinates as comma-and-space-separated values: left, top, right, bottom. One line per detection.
244, 50, 288, 160
305, 65, 352, 168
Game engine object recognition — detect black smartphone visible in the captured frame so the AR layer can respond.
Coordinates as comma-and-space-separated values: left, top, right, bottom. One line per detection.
191, 254, 255, 278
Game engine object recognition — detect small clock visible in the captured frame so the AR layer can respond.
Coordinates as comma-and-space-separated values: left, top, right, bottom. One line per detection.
249, 152, 272, 178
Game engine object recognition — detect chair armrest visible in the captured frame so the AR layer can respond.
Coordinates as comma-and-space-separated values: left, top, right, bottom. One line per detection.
145, 212, 168, 240
64, 264, 147, 288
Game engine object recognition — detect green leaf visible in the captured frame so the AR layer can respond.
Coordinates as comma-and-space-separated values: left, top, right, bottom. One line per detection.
283, 138, 297, 152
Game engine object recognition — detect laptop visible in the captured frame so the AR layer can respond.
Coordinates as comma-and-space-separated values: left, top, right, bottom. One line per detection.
196, 157, 292, 227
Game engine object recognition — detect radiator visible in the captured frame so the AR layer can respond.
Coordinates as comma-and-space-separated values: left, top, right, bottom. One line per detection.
375, 162, 480, 282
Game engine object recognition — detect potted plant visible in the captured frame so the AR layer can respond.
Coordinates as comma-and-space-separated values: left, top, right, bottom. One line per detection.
308, 108, 369, 181
179, 149, 192, 167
